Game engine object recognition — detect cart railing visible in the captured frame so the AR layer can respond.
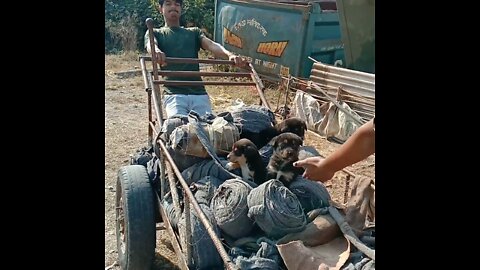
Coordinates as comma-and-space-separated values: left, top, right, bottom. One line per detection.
139, 18, 274, 270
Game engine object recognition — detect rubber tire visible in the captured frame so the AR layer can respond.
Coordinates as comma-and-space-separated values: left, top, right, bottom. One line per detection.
116, 165, 156, 270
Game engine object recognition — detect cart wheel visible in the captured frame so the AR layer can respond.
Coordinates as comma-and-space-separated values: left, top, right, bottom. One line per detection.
116, 165, 156, 270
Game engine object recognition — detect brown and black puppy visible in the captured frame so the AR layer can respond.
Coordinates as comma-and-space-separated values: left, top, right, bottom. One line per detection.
275, 117, 308, 140
226, 138, 268, 185
267, 132, 304, 187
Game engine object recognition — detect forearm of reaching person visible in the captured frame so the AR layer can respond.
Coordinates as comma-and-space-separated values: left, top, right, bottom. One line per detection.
294, 118, 375, 182
322, 118, 375, 172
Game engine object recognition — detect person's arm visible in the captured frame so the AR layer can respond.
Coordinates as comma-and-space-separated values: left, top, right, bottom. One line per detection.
320, 118, 375, 172
144, 31, 166, 66
294, 118, 375, 182
200, 36, 247, 67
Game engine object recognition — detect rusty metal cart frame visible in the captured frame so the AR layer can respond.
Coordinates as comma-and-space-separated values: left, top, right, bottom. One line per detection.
115, 17, 375, 270
115, 18, 273, 270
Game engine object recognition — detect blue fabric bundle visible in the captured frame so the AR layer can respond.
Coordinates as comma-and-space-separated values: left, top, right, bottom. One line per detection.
211, 179, 256, 239
288, 176, 331, 214
247, 179, 307, 239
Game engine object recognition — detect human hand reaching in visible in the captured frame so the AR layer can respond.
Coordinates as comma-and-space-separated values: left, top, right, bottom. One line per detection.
293, 156, 336, 183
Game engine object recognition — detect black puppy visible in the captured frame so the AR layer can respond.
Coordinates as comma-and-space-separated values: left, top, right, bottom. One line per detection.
241, 117, 308, 149
275, 117, 307, 140
240, 126, 278, 149
226, 138, 268, 185
267, 132, 304, 187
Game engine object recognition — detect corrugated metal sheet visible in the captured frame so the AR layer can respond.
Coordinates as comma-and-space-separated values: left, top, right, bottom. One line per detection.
289, 62, 374, 122
309, 62, 375, 98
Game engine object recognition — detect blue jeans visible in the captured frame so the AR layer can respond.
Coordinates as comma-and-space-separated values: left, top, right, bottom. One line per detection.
164, 94, 212, 118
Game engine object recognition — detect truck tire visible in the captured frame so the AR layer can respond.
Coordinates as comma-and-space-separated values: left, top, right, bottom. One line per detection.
116, 165, 156, 270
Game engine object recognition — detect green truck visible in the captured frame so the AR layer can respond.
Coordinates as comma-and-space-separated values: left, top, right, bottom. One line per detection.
214, 0, 375, 79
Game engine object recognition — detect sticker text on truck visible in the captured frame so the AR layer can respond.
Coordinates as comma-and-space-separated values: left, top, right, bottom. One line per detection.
233, 18, 268, 36
256, 41, 288, 57
223, 27, 243, 48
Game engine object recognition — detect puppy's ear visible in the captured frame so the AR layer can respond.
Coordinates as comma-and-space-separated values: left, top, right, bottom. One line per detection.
273, 136, 279, 149
303, 121, 307, 131
294, 135, 304, 147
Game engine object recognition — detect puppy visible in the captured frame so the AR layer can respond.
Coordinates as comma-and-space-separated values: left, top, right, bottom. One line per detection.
267, 132, 304, 187
241, 117, 307, 149
239, 126, 277, 149
258, 117, 308, 167
275, 117, 307, 139
226, 138, 268, 185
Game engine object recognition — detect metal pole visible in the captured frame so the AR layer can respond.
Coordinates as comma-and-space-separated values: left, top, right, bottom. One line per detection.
146, 18, 164, 127
158, 140, 238, 270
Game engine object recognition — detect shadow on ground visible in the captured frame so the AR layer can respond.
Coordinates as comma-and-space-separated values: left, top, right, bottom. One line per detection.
153, 253, 180, 270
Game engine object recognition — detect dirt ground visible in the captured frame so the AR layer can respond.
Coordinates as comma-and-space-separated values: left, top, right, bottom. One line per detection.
104, 53, 375, 269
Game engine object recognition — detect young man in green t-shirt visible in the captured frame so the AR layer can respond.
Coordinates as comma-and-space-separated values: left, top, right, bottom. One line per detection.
145, 0, 247, 118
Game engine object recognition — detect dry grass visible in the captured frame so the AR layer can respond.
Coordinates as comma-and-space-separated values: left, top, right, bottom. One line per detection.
105, 51, 141, 71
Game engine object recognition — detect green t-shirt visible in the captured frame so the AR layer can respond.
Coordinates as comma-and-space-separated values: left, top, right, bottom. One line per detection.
144, 26, 206, 95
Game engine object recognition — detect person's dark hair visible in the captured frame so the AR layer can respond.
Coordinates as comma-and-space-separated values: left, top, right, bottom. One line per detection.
159, 0, 183, 6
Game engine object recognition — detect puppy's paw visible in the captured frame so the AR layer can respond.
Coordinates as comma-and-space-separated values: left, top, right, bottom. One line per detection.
225, 162, 240, 171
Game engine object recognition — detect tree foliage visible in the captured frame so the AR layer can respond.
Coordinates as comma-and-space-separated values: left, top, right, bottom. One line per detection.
181, 0, 215, 37
105, 0, 215, 53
